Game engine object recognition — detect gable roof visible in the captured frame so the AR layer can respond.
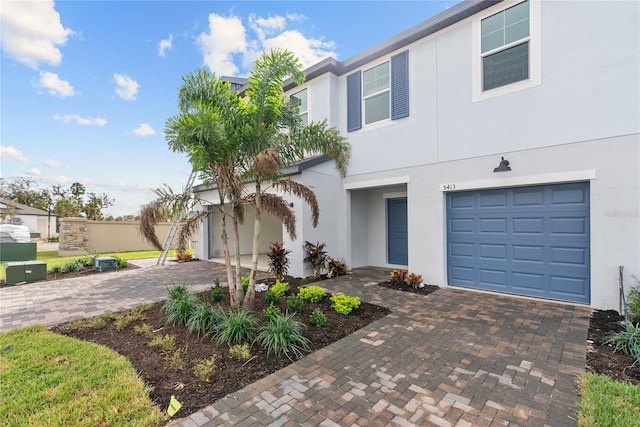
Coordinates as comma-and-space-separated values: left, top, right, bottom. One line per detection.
0, 198, 54, 216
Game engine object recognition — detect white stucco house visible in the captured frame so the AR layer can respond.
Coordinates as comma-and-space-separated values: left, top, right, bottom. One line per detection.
193, 0, 639, 311
0, 198, 57, 239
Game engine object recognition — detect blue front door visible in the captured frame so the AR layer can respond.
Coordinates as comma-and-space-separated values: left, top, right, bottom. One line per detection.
447, 183, 590, 303
388, 198, 408, 265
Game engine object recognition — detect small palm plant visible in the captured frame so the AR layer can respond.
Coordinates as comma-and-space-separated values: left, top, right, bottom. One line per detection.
266, 242, 292, 281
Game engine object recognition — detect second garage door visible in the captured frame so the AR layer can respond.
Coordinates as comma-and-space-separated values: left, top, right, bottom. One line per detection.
447, 182, 590, 304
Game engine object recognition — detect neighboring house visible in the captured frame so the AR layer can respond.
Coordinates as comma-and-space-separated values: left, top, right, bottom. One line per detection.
0, 198, 57, 239
194, 0, 639, 311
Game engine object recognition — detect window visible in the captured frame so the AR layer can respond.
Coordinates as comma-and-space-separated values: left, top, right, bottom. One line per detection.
290, 88, 308, 125
363, 62, 390, 125
481, 0, 530, 91
347, 50, 409, 132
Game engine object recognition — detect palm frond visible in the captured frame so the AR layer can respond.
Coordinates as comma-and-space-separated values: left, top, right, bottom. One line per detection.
138, 199, 168, 250
177, 211, 209, 253
248, 193, 296, 240
272, 179, 320, 227
253, 148, 283, 176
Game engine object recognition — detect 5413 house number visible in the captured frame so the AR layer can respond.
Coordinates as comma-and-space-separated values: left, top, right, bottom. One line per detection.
439, 183, 457, 191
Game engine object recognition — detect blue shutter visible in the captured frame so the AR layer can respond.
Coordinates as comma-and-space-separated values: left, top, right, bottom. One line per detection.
391, 50, 409, 120
347, 71, 362, 132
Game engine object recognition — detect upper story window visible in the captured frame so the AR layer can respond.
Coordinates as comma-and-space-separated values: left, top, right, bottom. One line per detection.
347, 50, 409, 132
481, 0, 530, 91
363, 62, 390, 125
290, 88, 308, 125
473, 0, 540, 101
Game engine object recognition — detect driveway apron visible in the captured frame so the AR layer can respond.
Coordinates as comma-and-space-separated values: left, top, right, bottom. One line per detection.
0, 263, 590, 426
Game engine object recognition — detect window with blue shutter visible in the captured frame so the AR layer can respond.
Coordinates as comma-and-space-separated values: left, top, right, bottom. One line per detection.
391, 50, 409, 120
347, 72, 362, 132
347, 50, 409, 131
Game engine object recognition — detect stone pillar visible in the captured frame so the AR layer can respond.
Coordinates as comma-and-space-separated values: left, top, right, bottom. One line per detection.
58, 217, 89, 256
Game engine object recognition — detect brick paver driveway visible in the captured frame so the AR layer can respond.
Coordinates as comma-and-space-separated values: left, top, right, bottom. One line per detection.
0, 263, 590, 426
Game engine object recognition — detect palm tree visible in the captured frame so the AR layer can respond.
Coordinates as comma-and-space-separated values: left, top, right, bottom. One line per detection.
236, 49, 351, 309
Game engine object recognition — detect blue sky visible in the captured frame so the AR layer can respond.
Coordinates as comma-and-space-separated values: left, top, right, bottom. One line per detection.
1, 0, 460, 216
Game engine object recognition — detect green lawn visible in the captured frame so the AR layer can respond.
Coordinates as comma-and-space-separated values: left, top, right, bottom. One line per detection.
578, 372, 640, 426
0, 324, 166, 426
1, 249, 190, 281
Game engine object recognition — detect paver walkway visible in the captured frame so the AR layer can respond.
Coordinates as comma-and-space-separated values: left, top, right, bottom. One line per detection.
0, 262, 591, 426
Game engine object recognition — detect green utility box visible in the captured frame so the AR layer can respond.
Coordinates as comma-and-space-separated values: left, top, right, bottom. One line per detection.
95, 257, 117, 272
0, 243, 37, 262
4, 261, 47, 285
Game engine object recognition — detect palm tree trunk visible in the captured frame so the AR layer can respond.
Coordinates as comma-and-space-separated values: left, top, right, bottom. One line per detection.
220, 213, 239, 309
232, 214, 244, 305
243, 181, 262, 309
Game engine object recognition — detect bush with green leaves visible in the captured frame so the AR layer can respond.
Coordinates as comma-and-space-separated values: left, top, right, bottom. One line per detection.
309, 309, 327, 327
242, 277, 250, 294
61, 259, 83, 273
115, 257, 128, 269
163, 284, 199, 326
265, 289, 279, 305
255, 312, 311, 360
286, 295, 303, 313
186, 303, 223, 337
330, 294, 361, 315
627, 276, 640, 324
298, 285, 326, 303
49, 264, 62, 274
229, 343, 252, 361
193, 356, 218, 382
211, 278, 224, 303
263, 303, 282, 322
215, 309, 259, 346
270, 280, 289, 298
604, 322, 640, 359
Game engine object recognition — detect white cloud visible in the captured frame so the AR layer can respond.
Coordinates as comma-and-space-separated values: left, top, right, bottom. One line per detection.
0, 0, 74, 68
197, 11, 337, 76
197, 13, 247, 76
0, 146, 29, 163
43, 159, 65, 169
35, 71, 75, 97
158, 34, 173, 57
131, 123, 156, 137
113, 73, 140, 100
53, 114, 107, 126
26, 168, 41, 177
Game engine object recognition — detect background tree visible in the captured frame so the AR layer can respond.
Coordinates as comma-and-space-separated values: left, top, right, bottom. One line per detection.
84, 192, 114, 220
0, 177, 51, 211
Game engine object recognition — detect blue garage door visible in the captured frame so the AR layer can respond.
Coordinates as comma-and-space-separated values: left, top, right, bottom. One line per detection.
447, 183, 590, 303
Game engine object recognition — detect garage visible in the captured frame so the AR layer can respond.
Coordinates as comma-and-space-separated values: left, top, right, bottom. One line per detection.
447, 182, 590, 303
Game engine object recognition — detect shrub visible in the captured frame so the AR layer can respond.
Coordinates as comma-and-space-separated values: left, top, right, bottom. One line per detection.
266, 242, 292, 281
149, 334, 176, 353
255, 312, 311, 360
186, 303, 223, 337
47, 235, 59, 242
61, 259, 83, 273
604, 323, 640, 358
298, 285, 326, 303
627, 276, 640, 324
163, 284, 199, 326
114, 307, 147, 331
211, 278, 224, 303
263, 303, 282, 322
242, 277, 250, 294
309, 309, 327, 327
88, 316, 106, 329
168, 347, 187, 370
270, 280, 289, 298
193, 356, 218, 382
229, 343, 252, 361
330, 294, 361, 315
78, 256, 94, 267
326, 258, 347, 278
49, 264, 62, 274
115, 257, 128, 269
265, 289, 279, 305
215, 309, 259, 346
304, 241, 329, 278
407, 273, 423, 289
286, 295, 303, 313
390, 270, 407, 285
176, 251, 194, 262
134, 323, 153, 337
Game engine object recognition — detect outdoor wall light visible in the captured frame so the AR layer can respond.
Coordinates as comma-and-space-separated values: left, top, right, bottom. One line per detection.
493, 157, 512, 172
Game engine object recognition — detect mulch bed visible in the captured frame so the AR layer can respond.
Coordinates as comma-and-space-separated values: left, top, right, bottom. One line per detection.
586, 309, 640, 385
378, 280, 441, 296
52, 278, 391, 417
